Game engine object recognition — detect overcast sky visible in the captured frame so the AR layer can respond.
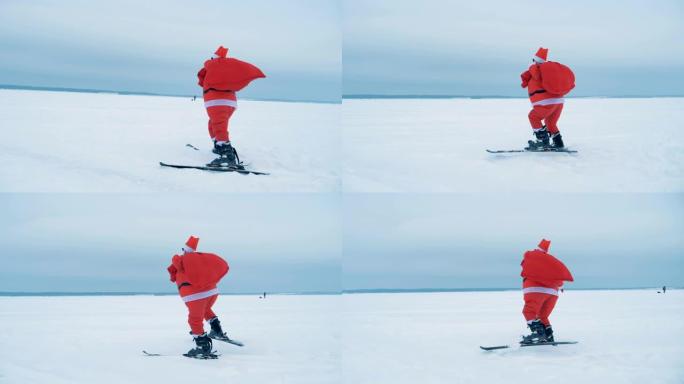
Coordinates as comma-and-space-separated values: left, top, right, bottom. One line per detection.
343, 0, 684, 96
343, 194, 684, 290
0, 0, 341, 102
3, 1, 682, 101
0, 194, 341, 293
1, 193, 681, 292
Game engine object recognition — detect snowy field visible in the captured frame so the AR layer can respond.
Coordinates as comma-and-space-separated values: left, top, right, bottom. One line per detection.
1, 291, 681, 384
342, 289, 684, 384
343, 98, 684, 192
0, 90, 340, 192
0, 294, 340, 384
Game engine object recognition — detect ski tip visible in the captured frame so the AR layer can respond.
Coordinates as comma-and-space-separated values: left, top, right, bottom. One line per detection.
480, 345, 509, 351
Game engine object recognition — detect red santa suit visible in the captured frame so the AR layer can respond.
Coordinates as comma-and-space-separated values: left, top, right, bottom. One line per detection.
520, 47, 564, 135
167, 236, 229, 335
196, 46, 265, 144
520, 239, 573, 326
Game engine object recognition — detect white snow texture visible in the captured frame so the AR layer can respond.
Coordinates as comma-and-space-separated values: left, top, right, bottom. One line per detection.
1, 290, 682, 383
343, 98, 684, 192
0, 90, 340, 192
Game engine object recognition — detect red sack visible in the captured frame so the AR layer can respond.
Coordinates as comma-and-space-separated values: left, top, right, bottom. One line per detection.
202, 58, 265, 92
539, 61, 575, 96
521, 249, 574, 282
173, 252, 229, 290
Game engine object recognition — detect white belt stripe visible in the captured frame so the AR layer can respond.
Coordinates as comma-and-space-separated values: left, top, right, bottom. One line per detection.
181, 288, 219, 303
204, 99, 237, 108
522, 287, 559, 296
532, 98, 565, 106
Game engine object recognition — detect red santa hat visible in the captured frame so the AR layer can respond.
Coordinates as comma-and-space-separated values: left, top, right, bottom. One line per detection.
533, 47, 548, 63
183, 236, 199, 253
213, 45, 228, 59
537, 238, 551, 252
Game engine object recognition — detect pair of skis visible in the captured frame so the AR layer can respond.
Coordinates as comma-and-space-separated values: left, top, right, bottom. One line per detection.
160, 144, 270, 175
143, 336, 244, 359
486, 147, 577, 154
159, 162, 269, 175
480, 341, 578, 351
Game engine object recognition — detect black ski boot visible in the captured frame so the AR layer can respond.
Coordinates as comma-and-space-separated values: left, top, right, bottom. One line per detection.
521, 319, 547, 345
544, 325, 554, 342
184, 333, 215, 359
526, 127, 551, 151
551, 133, 565, 149
208, 142, 239, 168
211, 140, 219, 155
208, 317, 229, 340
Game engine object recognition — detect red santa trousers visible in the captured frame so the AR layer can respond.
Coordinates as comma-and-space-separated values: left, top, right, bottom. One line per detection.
183, 292, 219, 335
522, 291, 558, 326
528, 103, 564, 134
204, 91, 236, 142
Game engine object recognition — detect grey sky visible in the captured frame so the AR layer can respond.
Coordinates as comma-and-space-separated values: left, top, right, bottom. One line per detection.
0, 0, 341, 102
343, 194, 684, 290
343, 0, 684, 96
1, 193, 681, 292
0, 194, 341, 293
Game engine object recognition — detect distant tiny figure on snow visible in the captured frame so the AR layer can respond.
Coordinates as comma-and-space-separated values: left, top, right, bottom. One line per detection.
663, 286, 667, 294
520, 238, 574, 345
192, 95, 196, 101
520, 48, 575, 151
166, 236, 233, 358
197, 46, 265, 167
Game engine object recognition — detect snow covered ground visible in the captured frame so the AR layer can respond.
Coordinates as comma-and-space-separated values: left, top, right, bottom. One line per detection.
343, 98, 684, 192
2, 290, 680, 383
0, 294, 340, 384
0, 89, 340, 192
342, 289, 684, 384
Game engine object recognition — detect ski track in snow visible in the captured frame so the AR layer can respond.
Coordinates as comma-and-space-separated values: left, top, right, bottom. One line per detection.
343, 98, 684, 193
0, 90, 340, 192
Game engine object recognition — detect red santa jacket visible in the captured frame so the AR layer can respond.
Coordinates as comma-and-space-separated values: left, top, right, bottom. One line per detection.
167, 252, 229, 299
520, 248, 573, 291
520, 64, 564, 106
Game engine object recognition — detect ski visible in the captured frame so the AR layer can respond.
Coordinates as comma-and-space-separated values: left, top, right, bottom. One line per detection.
211, 336, 244, 347
142, 350, 221, 359
480, 345, 510, 351
480, 341, 578, 350
186, 143, 200, 151
486, 148, 577, 154
520, 341, 578, 347
159, 162, 269, 176
183, 352, 220, 360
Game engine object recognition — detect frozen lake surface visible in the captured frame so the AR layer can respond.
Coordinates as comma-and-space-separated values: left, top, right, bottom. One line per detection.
1, 290, 681, 383
343, 98, 684, 192
0, 90, 340, 192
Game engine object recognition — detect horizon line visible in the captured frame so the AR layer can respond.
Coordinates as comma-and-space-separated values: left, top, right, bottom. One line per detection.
3, 85, 682, 102
343, 94, 684, 99
1, 286, 675, 297
0, 84, 340, 104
